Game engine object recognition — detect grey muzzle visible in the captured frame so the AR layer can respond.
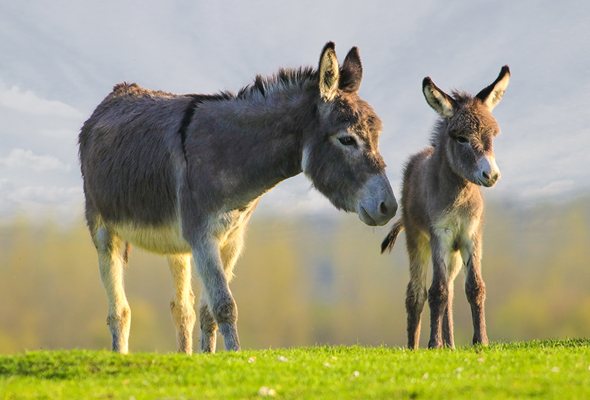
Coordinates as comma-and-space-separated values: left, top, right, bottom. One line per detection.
356, 173, 397, 226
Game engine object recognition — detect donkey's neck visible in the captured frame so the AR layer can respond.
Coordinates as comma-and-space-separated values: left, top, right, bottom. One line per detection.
188, 83, 317, 211
430, 138, 481, 206
229, 85, 317, 175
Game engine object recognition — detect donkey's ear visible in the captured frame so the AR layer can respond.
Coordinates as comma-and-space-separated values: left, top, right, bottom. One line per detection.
318, 42, 340, 101
476, 65, 510, 110
339, 47, 362, 93
423, 77, 457, 118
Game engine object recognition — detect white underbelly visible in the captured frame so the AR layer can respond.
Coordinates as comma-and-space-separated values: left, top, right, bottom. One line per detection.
111, 222, 192, 255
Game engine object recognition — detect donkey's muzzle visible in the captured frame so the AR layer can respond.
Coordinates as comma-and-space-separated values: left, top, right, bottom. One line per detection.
477, 155, 501, 187
357, 173, 397, 226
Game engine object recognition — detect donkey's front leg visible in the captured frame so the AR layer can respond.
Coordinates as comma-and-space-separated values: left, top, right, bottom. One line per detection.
463, 243, 488, 346
441, 293, 454, 349
427, 233, 449, 349
442, 252, 462, 349
192, 237, 240, 352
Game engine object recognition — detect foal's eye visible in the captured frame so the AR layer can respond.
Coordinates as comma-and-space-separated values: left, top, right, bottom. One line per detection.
338, 136, 357, 146
456, 136, 469, 145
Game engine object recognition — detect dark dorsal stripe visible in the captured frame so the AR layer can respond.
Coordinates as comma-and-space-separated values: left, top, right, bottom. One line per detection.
178, 95, 203, 166
178, 93, 236, 165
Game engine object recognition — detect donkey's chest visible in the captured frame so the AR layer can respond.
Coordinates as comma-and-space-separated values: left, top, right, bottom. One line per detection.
432, 208, 481, 251
111, 222, 192, 255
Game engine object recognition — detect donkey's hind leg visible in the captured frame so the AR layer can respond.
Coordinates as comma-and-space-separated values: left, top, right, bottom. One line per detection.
94, 226, 132, 353
442, 251, 462, 349
168, 254, 197, 354
405, 230, 430, 349
198, 296, 218, 353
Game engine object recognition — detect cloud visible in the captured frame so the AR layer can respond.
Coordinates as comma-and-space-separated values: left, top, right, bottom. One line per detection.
0, 182, 84, 221
520, 180, 576, 199
0, 148, 70, 172
38, 129, 79, 139
0, 80, 83, 119
6, 185, 83, 204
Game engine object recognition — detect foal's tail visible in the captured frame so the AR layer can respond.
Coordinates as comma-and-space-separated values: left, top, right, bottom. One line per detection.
381, 218, 405, 254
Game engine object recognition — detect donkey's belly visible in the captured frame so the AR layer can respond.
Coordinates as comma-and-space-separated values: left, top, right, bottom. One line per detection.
111, 222, 192, 255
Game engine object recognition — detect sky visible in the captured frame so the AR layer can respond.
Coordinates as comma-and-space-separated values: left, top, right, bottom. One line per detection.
0, 0, 589, 221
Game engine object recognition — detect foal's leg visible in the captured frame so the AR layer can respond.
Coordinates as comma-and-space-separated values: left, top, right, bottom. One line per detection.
442, 251, 462, 349
94, 226, 132, 353
428, 230, 450, 349
462, 237, 488, 346
405, 230, 430, 349
168, 253, 196, 354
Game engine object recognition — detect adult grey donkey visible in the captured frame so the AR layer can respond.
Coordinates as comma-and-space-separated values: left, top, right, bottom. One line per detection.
80, 42, 397, 354
382, 66, 510, 349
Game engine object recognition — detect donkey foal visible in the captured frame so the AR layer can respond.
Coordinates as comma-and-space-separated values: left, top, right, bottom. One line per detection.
80, 42, 397, 354
382, 66, 510, 349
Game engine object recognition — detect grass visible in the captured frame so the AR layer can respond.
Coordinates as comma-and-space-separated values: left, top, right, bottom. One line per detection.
0, 339, 589, 399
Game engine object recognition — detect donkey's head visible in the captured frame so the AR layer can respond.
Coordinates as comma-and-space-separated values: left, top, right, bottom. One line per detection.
302, 42, 397, 226
423, 66, 510, 187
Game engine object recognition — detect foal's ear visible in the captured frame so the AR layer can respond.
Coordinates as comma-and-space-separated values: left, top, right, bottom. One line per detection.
476, 65, 510, 111
423, 77, 457, 118
319, 42, 340, 101
339, 47, 362, 93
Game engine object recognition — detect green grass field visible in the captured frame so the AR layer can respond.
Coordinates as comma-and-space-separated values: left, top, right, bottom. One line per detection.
1, 340, 589, 399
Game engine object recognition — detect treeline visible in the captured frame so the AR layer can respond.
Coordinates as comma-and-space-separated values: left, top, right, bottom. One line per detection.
0, 197, 589, 353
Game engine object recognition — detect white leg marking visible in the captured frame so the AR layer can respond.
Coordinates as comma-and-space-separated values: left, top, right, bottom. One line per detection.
168, 253, 196, 354
97, 227, 131, 354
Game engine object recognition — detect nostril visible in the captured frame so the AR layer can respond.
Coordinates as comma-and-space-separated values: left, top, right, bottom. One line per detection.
482, 170, 490, 180
380, 201, 388, 215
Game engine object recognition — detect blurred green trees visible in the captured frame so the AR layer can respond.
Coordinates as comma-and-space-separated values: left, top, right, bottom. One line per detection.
0, 197, 588, 354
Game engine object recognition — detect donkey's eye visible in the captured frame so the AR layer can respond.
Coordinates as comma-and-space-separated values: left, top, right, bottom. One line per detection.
338, 136, 357, 146
456, 136, 469, 144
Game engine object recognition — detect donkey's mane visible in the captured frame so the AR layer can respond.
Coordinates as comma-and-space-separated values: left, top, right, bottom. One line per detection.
429, 90, 474, 147
236, 67, 318, 100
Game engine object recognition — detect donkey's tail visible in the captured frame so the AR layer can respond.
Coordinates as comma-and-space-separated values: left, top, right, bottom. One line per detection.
381, 218, 405, 254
